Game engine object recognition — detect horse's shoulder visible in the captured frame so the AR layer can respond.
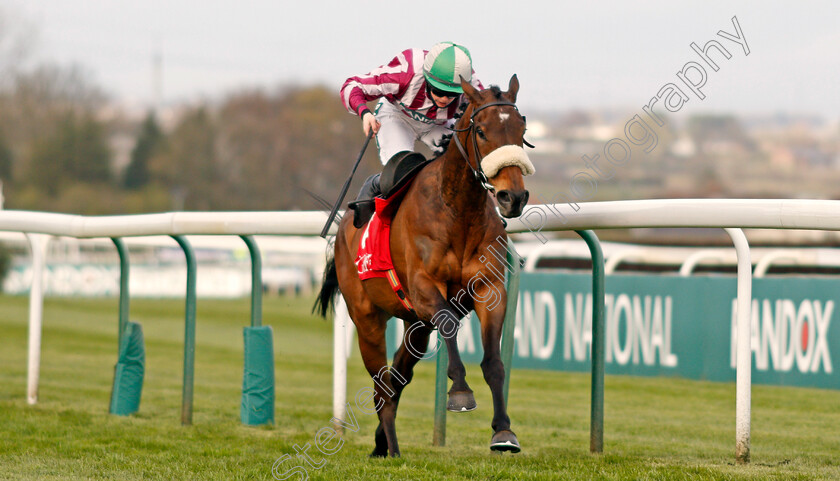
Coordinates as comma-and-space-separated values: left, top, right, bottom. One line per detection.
413, 157, 443, 182
400, 159, 444, 205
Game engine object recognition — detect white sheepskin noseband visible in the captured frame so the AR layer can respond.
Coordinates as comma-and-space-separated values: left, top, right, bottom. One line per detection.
480, 145, 535, 178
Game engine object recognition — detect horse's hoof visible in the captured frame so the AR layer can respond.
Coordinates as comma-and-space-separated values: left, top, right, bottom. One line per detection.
369, 447, 401, 458
490, 430, 521, 453
447, 390, 477, 412
369, 447, 388, 458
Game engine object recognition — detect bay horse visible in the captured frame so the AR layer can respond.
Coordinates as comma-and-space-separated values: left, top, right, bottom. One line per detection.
315, 75, 532, 457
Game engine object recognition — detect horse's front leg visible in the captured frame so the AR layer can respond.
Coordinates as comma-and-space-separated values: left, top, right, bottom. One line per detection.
441, 315, 477, 412
475, 290, 521, 453
410, 274, 476, 412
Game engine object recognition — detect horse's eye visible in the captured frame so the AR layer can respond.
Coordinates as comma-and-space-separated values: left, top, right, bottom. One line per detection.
476, 128, 487, 140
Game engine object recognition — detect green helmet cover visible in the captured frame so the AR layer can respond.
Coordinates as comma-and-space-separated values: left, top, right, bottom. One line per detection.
423, 42, 473, 94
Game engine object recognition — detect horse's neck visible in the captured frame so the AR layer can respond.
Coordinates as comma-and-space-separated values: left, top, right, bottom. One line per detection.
438, 135, 489, 225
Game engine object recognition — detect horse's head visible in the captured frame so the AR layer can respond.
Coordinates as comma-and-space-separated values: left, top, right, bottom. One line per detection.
458, 75, 534, 218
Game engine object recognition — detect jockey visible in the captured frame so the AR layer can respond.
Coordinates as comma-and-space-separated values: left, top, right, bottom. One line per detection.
341, 42, 483, 224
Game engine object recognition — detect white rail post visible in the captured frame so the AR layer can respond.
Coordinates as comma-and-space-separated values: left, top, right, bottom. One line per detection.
25, 233, 51, 405
332, 296, 349, 432
753, 250, 797, 278
679, 250, 728, 277
724, 228, 752, 464
604, 249, 642, 274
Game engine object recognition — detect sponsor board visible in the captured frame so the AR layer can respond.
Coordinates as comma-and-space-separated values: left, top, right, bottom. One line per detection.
386, 272, 838, 389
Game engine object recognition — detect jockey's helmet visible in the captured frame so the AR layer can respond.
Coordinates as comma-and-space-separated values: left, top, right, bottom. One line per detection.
423, 42, 472, 95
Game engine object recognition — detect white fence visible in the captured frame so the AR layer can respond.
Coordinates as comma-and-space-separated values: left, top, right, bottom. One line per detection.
4, 199, 840, 463
521, 239, 840, 276
0, 233, 322, 297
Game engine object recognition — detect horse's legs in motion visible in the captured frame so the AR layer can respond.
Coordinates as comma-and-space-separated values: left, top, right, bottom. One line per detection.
369, 320, 433, 455
475, 301, 520, 452
353, 307, 402, 458
441, 316, 477, 412
334, 221, 403, 457
411, 274, 475, 411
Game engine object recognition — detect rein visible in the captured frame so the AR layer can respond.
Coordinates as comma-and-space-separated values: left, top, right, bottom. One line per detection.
449, 101, 533, 192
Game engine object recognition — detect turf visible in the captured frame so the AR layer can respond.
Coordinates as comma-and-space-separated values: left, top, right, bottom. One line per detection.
0, 294, 838, 480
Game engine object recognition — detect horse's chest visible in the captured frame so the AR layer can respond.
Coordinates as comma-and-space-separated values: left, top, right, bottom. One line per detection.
428, 251, 462, 281
438, 252, 463, 281
416, 237, 462, 280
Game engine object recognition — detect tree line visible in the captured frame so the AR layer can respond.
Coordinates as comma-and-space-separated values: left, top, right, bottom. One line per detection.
0, 11, 378, 215
0, 75, 379, 214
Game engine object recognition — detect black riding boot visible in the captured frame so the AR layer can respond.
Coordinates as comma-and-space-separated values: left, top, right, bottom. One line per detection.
348, 173, 381, 228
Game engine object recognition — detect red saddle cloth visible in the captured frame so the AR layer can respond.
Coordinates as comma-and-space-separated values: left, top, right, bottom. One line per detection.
355, 183, 409, 280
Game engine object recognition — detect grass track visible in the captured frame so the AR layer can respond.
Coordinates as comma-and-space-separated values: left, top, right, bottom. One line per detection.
0, 294, 839, 480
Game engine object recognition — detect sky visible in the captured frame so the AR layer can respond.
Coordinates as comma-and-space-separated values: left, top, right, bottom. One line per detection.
3, 0, 840, 122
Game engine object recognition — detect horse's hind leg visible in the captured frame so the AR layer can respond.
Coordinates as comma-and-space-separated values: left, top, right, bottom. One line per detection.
353, 308, 401, 458
383, 320, 433, 409
334, 226, 401, 457
369, 319, 433, 453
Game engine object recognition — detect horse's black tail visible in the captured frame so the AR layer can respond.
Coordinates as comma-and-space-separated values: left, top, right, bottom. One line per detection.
313, 254, 339, 318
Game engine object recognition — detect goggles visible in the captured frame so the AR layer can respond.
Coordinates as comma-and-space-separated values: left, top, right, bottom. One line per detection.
427, 84, 460, 99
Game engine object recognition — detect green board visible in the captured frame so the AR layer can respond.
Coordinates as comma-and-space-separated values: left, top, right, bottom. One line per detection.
388, 273, 838, 389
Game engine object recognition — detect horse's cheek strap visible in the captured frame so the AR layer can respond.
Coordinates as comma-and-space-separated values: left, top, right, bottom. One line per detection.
481, 145, 536, 178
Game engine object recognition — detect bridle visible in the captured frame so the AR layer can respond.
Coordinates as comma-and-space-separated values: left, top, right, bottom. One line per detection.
450, 101, 534, 192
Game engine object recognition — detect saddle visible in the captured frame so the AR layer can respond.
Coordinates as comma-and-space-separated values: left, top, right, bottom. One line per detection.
348, 151, 430, 228
351, 151, 430, 313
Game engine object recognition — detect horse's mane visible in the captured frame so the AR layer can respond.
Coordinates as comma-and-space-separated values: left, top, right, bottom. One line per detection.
432, 85, 504, 156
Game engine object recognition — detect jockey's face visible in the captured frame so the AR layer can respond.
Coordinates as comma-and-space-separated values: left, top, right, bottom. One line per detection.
430, 91, 457, 108
428, 85, 459, 108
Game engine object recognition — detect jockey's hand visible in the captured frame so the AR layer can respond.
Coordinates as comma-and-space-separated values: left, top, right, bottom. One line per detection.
362, 111, 380, 136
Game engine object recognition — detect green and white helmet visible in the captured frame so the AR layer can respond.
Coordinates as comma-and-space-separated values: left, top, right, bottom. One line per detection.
422, 42, 473, 94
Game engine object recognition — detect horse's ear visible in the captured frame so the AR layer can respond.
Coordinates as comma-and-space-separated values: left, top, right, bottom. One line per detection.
460, 77, 482, 104
506, 74, 519, 103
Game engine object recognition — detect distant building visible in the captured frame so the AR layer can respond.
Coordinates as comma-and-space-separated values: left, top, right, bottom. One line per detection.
670, 136, 696, 158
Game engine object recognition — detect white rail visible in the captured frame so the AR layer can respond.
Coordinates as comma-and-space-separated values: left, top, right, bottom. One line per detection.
679, 250, 733, 276
4, 199, 840, 238
5, 198, 840, 463
0, 210, 332, 237
506, 199, 840, 232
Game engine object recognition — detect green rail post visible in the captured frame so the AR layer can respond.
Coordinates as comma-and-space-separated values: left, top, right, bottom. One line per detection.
501, 245, 522, 404
109, 237, 146, 416
240, 235, 275, 426
432, 332, 448, 446
575, 229, 605, 454
172, 235, 197, 426
111, 238, 130, 351
240, 236, 262, 328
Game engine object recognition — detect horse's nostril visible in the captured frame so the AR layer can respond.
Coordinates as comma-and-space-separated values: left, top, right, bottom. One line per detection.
497, 191, 511, 205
